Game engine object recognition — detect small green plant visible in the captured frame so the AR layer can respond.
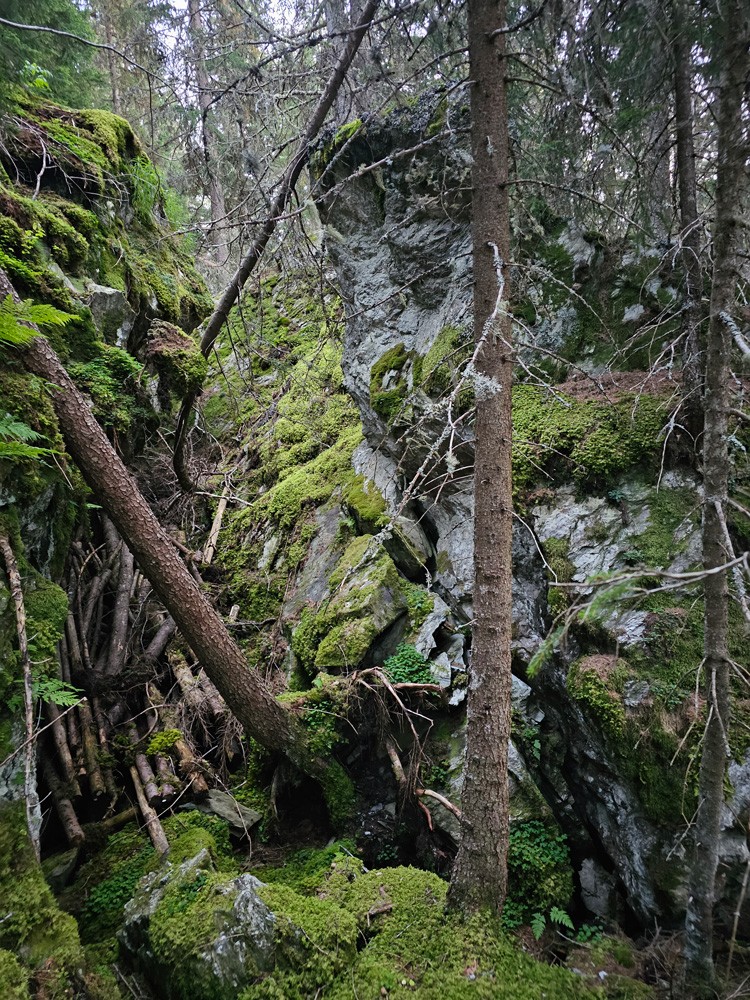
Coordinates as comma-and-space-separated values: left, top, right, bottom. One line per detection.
383, 644, 432, 684
576, 921, 605, 944
530, 906, 575, 940
9, 675, 81, 711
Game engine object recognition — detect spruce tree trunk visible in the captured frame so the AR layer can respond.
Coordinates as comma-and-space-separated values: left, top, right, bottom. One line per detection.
672, 0, 704, 426
447, 0, 513, 915
1, 269, 320, 780
683, 3, 749, 991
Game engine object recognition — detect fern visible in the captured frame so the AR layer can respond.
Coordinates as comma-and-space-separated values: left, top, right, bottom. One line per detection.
0, 295, 72, 348
549, 906, 574, 931
0, 415, 55, 462
530, 912, 546, 940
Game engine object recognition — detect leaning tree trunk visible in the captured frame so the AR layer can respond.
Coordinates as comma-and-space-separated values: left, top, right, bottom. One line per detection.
0, 269, 325, 786
447, 0, 513, 915
683, 3, 749, 993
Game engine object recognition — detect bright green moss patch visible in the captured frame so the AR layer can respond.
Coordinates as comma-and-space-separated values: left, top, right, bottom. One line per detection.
0, 950, 29, 1000
623, 488, 697, 567
370, 342, 411, 421
512, 385, 666, 494
383, 643, 432, 684
291, 537, 406, 671
0, 802, 82, 973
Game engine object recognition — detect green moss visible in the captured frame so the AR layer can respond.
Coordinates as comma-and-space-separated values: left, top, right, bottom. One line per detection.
544, 537, 575, 616
251, 841, 359, 895
146, 320, 207, 397
370, 343, 411, 421
512, 385, 666, 495
344, 474, 388, 530
0, 802, 82, 973
624, 488, 697, 567
414, 324, 471, 396
567, 659, 626, 739
0, 950, 29, 1000
309, 118, 365, 177
76, 825, 156, 942
69, 344, 152, 433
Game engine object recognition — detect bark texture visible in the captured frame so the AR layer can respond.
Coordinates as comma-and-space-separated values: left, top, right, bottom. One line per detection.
447, 0, 513, 915
683, 3, 750, 991
672, 0, 704, 424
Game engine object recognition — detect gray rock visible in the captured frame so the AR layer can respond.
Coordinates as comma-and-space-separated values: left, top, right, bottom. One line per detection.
84, 282, 136, 346
429, 652, 452, 689
383, 515, 435, 579
181, 789, 261, 837
579, 858, 618, 919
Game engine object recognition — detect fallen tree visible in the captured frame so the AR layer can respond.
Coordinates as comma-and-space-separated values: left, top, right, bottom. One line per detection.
1, 268, 345, 811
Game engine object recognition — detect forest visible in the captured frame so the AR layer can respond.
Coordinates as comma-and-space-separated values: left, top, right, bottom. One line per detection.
0, 0, 748, 997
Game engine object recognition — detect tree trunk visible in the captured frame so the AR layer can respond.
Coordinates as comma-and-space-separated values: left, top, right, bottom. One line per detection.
672, 0, 704, 429
1, 269, 324, 787
683, 3, 750, 992
447, 0, 513, 915
188, 0, 229, 267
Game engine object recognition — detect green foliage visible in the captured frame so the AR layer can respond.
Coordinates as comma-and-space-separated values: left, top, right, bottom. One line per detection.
383, 643, 432, 684
503, 821, 573, 929
0, 1, 99, 108
512, 384, 666, 495
0, 949, 29, 1000
0, 294, 71, 348
69, 344, 149, 432
77, 826, 156, 942
567, 660, 626, 739
530, 906, 574, 940
0, 415, 55, 463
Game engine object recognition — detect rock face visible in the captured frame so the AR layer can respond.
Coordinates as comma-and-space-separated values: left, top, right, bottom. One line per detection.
310, 98, 750, 929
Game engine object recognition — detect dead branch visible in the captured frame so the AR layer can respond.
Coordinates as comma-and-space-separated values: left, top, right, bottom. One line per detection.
41, 752, 85, 848
0, 534, 41, 859
129, 765, 169, 855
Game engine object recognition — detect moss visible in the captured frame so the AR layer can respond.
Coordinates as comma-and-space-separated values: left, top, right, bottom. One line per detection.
414, 324, 471, 396
316, 866, 595, 1000
543, 537, 575, 616
146, 320, 207, 397
69, 344, 153, 433
251, 841, 359, 895
294, 537, 404, 671
0, 950, 29, 1000
624, 488, 697, 568
309, 118, 365, 177
512, 385, 666, 496
370, 342, 412, 421
24, 576, 68, 670
0, 801, 82, 974
344, 474, 388, 530
401, 581, 435, 631
75, 824, 156, 942
567, 659, 626, 740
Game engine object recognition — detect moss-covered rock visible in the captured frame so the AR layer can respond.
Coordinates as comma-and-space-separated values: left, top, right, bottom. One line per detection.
0, 802, 82, 981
